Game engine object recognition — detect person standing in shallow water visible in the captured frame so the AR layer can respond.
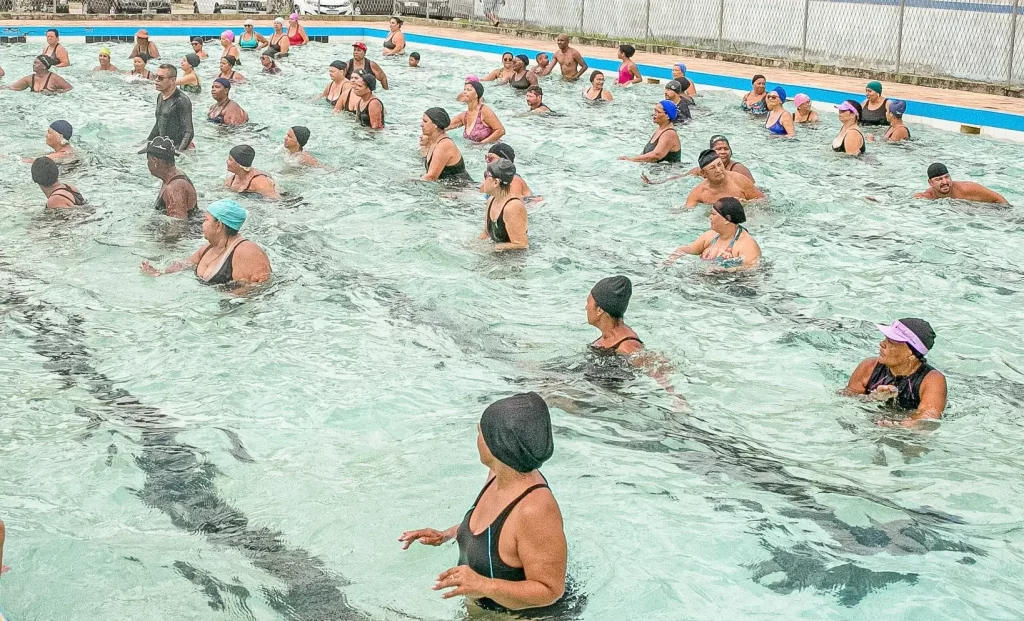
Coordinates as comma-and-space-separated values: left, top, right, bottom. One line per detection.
139, 136, 197, 219
399, 392, 568, 614
587, 276, 643, 356
148, 64, 195, 153
284, 126, 321, 167
844, 318, 946, 427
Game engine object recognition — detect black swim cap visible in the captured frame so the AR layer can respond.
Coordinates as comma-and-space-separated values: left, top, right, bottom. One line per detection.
710, 134, 729, 148
262, 49, 277, 59
410, 52, 420, 60
488, 142, 516, 162
36, 55, 54, 69
330, 60, 347, 70
224, 55, 238, 67
714, 197, 746, 224
424, 107, 450, 130
515, 53, 529, 66
185, 53, 201, 68
358, 70, 377, 92
229, 144, 256, 168
49, 120, 73, 141
291, 126, 310, 148
665, 80, 683, 93
927, 162, 949, 179
467, 79, 484, 99
698, 148, 719, 169
31, 157, 59, 186
486, 159, 516, 185
480, 392, 553, 473
591, 275, 632, 319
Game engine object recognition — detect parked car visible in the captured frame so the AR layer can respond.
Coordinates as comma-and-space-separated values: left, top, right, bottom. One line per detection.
85, 0, 171, 13
293, 0, 354, 15
194, 0, 240, 12
236, 0, 267, 13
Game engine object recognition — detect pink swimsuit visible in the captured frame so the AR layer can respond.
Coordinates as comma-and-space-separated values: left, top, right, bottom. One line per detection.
463, 107, 494, 142
618, 63, 633, 84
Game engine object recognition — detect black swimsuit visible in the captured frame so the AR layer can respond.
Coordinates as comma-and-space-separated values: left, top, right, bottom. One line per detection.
866, 361, 936, 410
326, 82, 344, 107
486, 196, 523, 243
31, 72, 54, 92
197, 241, 248, 285
425, 137, 471, 182
51, 183, 85, 206
42, 44, 62, 66
508, 71, 531, 89
345, 57, 371, 79
357, 98, 383, 127
155, 173, 197, 214
232, 172, 271, 195
642, 128, 681, 163
590, 335, 643, 355
383, 34, 396, 50
860, 99, 890, 126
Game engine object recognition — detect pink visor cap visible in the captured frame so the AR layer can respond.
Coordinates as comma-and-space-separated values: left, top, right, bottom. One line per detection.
878, 319, 934, 356
836, 101, 859, 117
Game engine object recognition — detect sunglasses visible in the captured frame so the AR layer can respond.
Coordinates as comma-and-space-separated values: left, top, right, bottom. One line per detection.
766, 93, 780, 100
502, 56, 513, 61
155, 75, 170, 81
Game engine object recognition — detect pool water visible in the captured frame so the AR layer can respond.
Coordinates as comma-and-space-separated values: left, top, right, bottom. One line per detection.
1, 36, 1024, 621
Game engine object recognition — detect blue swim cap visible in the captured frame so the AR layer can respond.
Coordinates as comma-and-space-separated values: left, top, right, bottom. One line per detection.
659, 99, 678, 121
207, 199, 248, 231
49, 119, 72, 140
675, 62, 686, 74
771, 86, 787, 102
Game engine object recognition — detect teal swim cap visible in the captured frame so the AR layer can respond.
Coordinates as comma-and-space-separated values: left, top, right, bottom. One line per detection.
207, 199, 248, 231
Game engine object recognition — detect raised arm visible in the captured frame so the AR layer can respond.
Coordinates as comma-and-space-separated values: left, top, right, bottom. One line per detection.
9, 75, 30, 91
446, 112, 467, 131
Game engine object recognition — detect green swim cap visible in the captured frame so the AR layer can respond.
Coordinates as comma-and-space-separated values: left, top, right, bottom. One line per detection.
207, 199, 248, 231
866, 80, 882, 95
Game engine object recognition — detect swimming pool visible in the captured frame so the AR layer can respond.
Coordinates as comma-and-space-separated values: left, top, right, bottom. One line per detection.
1, 32, 1024, 621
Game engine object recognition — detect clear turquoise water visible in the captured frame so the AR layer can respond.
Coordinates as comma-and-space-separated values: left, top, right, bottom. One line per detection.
0, 37, 1023, 621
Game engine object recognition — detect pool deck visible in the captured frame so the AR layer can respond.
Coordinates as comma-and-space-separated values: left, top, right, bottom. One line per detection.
4, 16, 1024, 138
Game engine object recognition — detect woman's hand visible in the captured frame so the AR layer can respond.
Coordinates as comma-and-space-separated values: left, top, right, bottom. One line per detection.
399, 528, 449, 550
433, 565, 491, 600
868, 385, 898, 401
140, 261, 162, 276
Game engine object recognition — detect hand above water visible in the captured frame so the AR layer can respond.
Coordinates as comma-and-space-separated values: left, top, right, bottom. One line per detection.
868, 385, 898, 401
140, 260, 161, 276
433, 564, 490, 600
399, 528, 450, 550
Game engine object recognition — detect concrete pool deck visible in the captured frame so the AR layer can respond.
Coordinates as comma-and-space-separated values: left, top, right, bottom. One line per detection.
3, 16, 1023, 139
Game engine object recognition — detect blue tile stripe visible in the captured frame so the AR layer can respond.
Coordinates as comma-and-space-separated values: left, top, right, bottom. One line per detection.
2, 23, 1021, 132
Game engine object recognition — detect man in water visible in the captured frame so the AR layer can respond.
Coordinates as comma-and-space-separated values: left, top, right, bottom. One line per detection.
31, 157, 85, 208
284, 126, 321, 167
408, 52, 420, 67
685, 149, 763, 208
207, 77, 248, 125
913, 163, 1007, 204
845, 318, 946, 427
525, 86, 553, 114
531, 52, 551, 77
140, 136, 197, 219
147, 64, 195, 153
550, 34, 587, 81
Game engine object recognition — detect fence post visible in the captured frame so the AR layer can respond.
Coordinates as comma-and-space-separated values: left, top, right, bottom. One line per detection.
645, 0, 651, 38
1008, 0, 1019, 86
579, 0, 584, 33
801, 0, 810, 62
895, 0, 906, 74
522, 0, 526, 25
717, 0, 724, 51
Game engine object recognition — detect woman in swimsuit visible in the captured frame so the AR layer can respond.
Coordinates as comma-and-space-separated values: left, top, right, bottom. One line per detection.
239, 21, 267, 50
671, 62, 697, 97
616, 44, 641, 85
508, 54, 537, 90
666, 197, 761, 269
94, 47, 119, 72
287, 13, 309, 47
260, 51, 282, 75
742, 74, 768, 116
448, 78, 505, 144
399, 393, 567, 614
420, 107, 472, 183
860, 80, 889, 126
42, 29, 70, 67
485, 143, 531, 197
583, 70, 614, 101
225, 144, 279, 199
478, 159, 528, 251
586, 275, 643, 356
33, 120, 75, 162
351, 72, 385, 129
763, 86, 795, 137
218, 56, 247, 84
141, 199, 272, 288
793, 93, 819, 123
207, 78, 248, 126
322, 60, 350, 112
267, 17, 291, 56
129, 30, 160, 62
619, 101, 681, 163
128, 56, 154, 81
178, 54, 202, 94
220, 31, 243, 64
9, 56, 72, 93
190, 37, 209, 60
482, 51, 515, 83
833, 100, 866, 155
880, 99, 910, 142
382, 17, 406, 56
31, 156, 85, 209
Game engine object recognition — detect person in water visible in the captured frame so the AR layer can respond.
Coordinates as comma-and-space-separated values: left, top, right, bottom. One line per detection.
322, 61, 351, 112
872, 100, 910, 142
583, 70, 613, 101
239, 19, 268, 51
420, 107, 471, 183
616, 44, 641, 85
139, 136, 198, 219
346, 42, 389, 89
587, 275, 643, 356
285, 126, 321, 167
266, 17, 290, 56
531, 52, 550, 77
509, 54, 538, 90
667, 197, 761, 269
648, 134, 753, 185
287, 13, 309, 47
31, 156, 85, 208
793, 93, 818, 123
483, 51, 516, 83
225, 144, 279, 199
399, 392, 567, 613
382, 17, 406, 56
40, 120, 75, 161
860, 80, 889, 126
448, 78, 505, 144
130, 30, 160, 62
618, 101, 681, 163
525, 85, 552, 114
913, 163, 1007, 203
671, 62, 697, 96
128, 56, 154, 81
552, 34, 588, 80
208, 78, 248, 126
11, 56, 72, 93
351, 72, 385, 129
190, 37, 209, 60
218, 55, 246, 84
844, 318, 946, 426
141, 199, 272, 287
408, 52, 421, 67
42, 29, 70, 67
148, 64, 195, 153
741, 74, 768, 116
177, 54, 202, 94
479, 159, 528, 251
833, 100, 866, 155
486, 142, 531, 197
763, 86, 795, 137
662, 80, 692, 122
261, 50, 282, 75
219, 31, 243, 64
685, 148, 763, 207
94, 47, 118, 72
0, 519, 7, 581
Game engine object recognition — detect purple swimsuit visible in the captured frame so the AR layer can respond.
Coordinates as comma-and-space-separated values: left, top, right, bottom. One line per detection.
463, 106, 494, 142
